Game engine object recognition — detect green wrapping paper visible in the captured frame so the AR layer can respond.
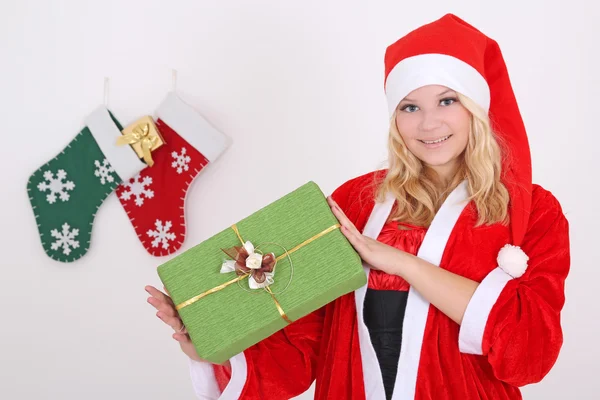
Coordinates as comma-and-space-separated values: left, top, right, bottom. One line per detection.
157, 181, 366, 364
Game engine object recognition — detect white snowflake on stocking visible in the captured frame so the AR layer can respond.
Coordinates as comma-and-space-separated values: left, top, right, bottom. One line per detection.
119, 173, 154, 206
147, 220, 176, 249
171, 147, 191, 174
94, 159, 116, 185
50, 223, 80, 255
37, 169, 75, 204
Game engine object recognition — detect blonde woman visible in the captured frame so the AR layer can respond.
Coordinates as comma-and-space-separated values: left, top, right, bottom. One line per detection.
146, 13, 570, 399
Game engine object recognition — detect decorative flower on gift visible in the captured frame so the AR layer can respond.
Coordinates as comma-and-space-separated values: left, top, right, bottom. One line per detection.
220, 241, 277, 289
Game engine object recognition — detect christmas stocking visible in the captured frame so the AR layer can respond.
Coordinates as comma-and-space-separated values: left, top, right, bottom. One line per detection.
27, 107, 148, 262
116, 92, 229, 256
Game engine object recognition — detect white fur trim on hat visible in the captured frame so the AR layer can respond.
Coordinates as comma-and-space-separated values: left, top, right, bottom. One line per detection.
385, 53, 490, 117
497, 244, 529, 278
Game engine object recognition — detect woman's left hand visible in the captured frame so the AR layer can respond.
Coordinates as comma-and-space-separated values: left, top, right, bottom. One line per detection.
327, 196, 404, 276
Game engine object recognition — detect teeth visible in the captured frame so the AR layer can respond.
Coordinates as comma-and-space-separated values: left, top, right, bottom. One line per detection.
421, 135, 451, 144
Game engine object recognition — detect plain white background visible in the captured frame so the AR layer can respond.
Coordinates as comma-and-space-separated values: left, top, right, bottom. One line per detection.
1, 0, 598, 399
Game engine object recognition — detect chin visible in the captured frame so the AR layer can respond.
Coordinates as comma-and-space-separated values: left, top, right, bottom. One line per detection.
419, 155, 456, 168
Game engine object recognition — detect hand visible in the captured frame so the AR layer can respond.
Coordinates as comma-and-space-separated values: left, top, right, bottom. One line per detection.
145, 285, 203, 362
327, 196, 403, 276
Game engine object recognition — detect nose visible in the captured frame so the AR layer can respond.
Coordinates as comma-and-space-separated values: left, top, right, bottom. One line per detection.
419, 109, 443, 132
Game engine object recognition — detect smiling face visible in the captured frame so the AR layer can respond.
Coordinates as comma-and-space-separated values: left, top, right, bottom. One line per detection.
394, 85, 472, 181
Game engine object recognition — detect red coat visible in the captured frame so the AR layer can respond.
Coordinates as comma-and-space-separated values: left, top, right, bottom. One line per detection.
189, 170, 570, 399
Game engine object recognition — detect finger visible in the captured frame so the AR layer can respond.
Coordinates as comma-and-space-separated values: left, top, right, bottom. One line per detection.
157, 311, 185, 331
341, 224, 363, 248
329, 198, 351, 225
338, 214, 363, 242
328, 198, 361, 235
173, 332, 191, 342
146, 285, 175, 306
145, 285, 172, 302
147, 296, 178, 317
343, 226, 371, 256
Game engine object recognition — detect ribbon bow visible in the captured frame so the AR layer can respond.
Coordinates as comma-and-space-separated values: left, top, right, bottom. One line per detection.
175, 222, 341, 325
116, 122, 159, 166
220, 241, 276, 289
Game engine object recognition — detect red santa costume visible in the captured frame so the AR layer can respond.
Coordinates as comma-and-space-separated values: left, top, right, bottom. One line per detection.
187, 13, 571, 400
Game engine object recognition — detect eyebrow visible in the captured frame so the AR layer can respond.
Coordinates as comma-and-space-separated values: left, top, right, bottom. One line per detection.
401, 89, 456, 103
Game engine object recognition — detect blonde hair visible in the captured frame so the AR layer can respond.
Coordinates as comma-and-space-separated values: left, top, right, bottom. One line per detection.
375, 92, 510, 227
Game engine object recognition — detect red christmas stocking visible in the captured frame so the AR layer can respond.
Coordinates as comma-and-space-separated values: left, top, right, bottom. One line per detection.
116, 93, 229, 256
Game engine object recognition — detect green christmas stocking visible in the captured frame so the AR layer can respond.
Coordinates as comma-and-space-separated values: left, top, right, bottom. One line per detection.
27, 107, 146, 262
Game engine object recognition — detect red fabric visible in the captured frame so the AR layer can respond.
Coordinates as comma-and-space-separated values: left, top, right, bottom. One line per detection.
214, 170, 569, 399
480, 190, 570, 386
369, 221, 426, 292
384, 15, 488, 83
116, 119, 209, 256
214, 363, 232, 393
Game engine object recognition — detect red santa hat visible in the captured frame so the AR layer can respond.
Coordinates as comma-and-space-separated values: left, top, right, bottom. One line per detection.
383, 14, 532, 277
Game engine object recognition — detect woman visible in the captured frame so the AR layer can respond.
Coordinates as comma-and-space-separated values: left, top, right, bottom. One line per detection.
145, 14, 570, 399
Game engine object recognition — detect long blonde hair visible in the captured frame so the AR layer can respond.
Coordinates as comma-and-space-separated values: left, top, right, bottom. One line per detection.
375, 92, 510, 227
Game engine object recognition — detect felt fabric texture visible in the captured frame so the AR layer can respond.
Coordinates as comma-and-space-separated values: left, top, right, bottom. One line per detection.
117, 92, 229, 257
116, 119, 210, 256
27, 110, 141, 262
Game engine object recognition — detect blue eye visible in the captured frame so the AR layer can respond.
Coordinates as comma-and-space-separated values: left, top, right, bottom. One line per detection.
440, 97, 457, 106
400, 104, 419, 113
399, 97, 457, 113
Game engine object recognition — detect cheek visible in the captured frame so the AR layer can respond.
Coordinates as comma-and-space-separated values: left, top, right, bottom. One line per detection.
448, 108, 471, 142
395, 114, 418, 141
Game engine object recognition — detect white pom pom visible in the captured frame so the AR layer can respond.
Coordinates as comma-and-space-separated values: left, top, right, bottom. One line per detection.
497, 244, 529, 278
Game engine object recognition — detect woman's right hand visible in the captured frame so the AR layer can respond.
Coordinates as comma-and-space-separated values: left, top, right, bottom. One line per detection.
145, 285, 203, 362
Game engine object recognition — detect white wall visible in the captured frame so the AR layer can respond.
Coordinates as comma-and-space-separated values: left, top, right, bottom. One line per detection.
1, 0, 597, 399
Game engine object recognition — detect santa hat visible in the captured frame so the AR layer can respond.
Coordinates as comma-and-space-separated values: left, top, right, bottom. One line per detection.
384, 14, 532, 277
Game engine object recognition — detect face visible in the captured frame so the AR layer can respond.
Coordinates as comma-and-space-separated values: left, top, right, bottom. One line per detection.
395, 85, 471, 180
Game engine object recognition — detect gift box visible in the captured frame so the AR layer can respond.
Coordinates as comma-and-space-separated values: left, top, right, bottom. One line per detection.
157, 181, 366, 364
117, 116, 165, 166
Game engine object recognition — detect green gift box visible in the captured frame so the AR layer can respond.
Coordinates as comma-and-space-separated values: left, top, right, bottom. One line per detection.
157, 181, 366, 364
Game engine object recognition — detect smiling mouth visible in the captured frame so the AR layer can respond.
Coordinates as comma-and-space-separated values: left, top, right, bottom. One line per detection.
418, 135, 452, 144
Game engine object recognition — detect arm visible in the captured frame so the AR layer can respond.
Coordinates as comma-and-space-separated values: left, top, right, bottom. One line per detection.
188, 179, 360, 399
329, 188, 570, 386
457, 191, 570, 386
327, 194, 478, 325
394, 252, 478, 325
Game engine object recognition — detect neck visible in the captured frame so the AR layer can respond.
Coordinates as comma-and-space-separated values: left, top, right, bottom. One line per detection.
427, 161, 461, 188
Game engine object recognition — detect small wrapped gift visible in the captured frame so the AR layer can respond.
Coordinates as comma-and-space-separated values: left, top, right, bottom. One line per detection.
157, 181, 366, 364
116, 116, 165, 166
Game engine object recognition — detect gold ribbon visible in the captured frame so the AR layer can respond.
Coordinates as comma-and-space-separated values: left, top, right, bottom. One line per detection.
175, 223, 341, 325
116, 122, 159, 166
